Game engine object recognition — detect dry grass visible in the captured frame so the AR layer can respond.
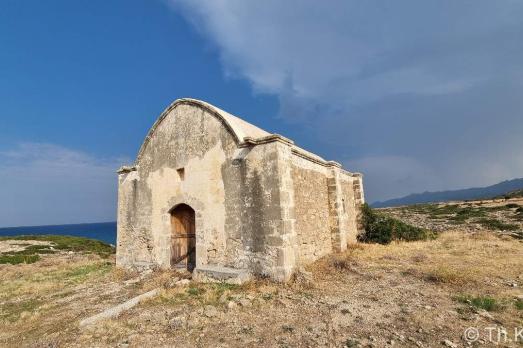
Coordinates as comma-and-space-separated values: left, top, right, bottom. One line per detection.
308, 229, 523, 342
0, 256, 115, 303
315, 229, 523, 294
0, 253, 147, 347
1, 229, 522, 347
147, 278, 279, 310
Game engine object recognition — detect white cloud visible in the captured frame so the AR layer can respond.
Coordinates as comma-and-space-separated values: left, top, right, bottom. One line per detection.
170, 1, 523, 202
0, 143, 126, 227
171, 1, 520, 107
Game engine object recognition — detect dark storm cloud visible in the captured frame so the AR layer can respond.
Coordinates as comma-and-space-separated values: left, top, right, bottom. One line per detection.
171, 0, 523, 201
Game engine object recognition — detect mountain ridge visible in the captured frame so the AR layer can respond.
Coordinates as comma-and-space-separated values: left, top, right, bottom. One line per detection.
372, 178, 523, 208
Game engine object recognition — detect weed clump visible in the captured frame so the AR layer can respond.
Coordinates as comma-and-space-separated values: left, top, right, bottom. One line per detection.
455, 295, 500, 312
424, 265, 474, 286
329, 255, 351, 270
186, 286, 202, 296
359, 204, 435, 244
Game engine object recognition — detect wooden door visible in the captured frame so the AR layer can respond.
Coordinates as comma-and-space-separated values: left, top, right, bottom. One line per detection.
170, 204, 196, 271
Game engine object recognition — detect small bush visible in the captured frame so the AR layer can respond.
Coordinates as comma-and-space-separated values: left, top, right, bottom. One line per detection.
515, 299, 523, 310
476, 218, 519, 231
345, 339, 360, 348
0, 254, 40, 265
213, 282, 238, 293
450, 207, 486, 222
359, 204, 435, 244
329, 255, 350, 270
282, 325, 294, 333
455, 295, 500, 312
512, 214, 523, 222
505, 203, 520, 209
517, 207, 523, 213
186, 287, 202, 296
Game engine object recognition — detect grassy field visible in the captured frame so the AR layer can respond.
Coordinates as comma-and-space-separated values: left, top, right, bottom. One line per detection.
0, 235, 114, 265
1, 221, 522, 347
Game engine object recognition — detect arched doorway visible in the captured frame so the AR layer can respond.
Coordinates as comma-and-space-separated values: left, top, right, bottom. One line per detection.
170, 204, 196, 271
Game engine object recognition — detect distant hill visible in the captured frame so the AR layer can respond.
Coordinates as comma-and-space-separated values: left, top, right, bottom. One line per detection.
372, 178, 523, 208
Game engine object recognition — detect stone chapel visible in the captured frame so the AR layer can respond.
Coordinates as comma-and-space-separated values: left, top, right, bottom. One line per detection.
116, 98, 364, 282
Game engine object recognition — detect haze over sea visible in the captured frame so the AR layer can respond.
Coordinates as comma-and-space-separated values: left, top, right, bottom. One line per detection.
0, 222, 116, 245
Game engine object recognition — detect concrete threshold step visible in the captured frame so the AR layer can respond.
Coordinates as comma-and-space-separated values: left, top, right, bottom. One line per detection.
192, 265, 252, 285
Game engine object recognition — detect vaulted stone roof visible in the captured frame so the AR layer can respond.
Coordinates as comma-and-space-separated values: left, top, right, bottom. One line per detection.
136, 98, 272, 162
193, 98, 271, 141
132, 98, 360, 176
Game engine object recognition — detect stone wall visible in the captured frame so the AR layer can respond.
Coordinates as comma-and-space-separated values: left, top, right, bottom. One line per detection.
117, 101, 298, 281
228, 140, 297, 281
289, 154, 363, 262
340, 173, 359, 244
117, 103, 240, 270
352, 174, 365, 234
291, 158, 332, 263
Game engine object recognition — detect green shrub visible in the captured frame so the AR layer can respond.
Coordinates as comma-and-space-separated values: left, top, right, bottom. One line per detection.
455, 295, 500, 312
186, 287, 202, 296
449, 207, 487, 224
505, 203, 520, 209
0, 254, 40, 265
358, 204, 435, 244
515, 299, 523, 310
475, 218, 519, 231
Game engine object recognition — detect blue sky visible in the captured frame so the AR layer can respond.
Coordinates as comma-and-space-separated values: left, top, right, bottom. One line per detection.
1, 1, 522, 226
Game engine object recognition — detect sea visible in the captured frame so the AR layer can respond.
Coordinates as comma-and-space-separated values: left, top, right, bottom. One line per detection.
0, 222, 117, 245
